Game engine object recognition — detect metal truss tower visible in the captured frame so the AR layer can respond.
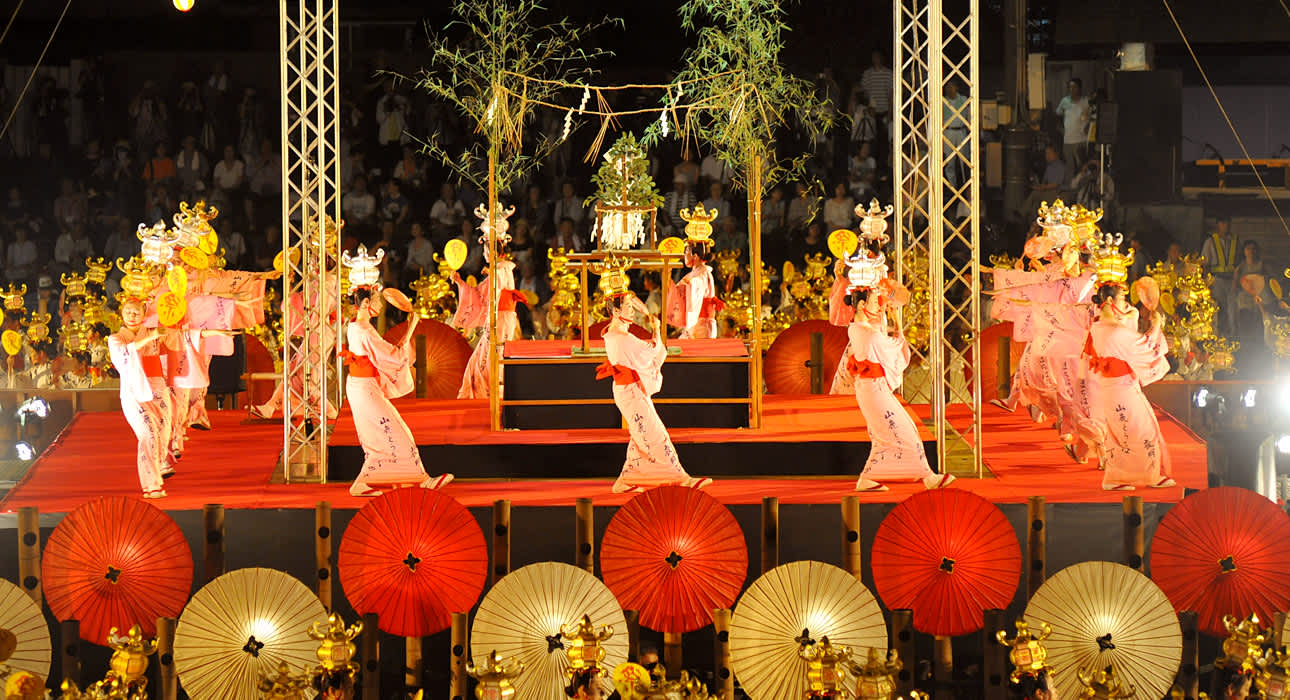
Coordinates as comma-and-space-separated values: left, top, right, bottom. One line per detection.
279, 0, 342, 482
893, 0, 984, 477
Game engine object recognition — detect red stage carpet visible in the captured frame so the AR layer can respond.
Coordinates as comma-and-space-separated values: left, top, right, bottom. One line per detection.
1, 397, 1205, 514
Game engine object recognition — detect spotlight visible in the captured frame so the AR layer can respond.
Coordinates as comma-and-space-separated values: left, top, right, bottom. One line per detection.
1193, 387, 1212, 409
15, 397, 48, 422
172, 0, 195, 11
1242, 388, 1258, 409
14, 442, 34, 461
1278, 435, 1290, 454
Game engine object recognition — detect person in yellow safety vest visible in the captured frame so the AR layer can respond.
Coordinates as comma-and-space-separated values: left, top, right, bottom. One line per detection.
1200, 215, 1239, 336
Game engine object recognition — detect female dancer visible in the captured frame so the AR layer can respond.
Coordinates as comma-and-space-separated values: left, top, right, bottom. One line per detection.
667, 204, 722, 339
830, 200, 907, 395
596, 263, 710, 494
1086, 235, 1174, 490
454, 204, 525, 399
844, 252, 953, 492
342, 245, 453, 496
108, 298, 171, 499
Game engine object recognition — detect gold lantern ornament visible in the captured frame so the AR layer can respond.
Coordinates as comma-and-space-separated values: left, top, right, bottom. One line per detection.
561, 615, 614, 676
1218, 614, 1267, 674
851, 647, 903, 700
1077, 665, 1136, 699
1258, 646, 1290, 700
799, 635, 853, 698
3, 671, 45, 700
308, 613, 362, 675
257, 661, 311, 700
998, 619, 1054, 682
107, 625, 157, 683
466, 649, 525, 700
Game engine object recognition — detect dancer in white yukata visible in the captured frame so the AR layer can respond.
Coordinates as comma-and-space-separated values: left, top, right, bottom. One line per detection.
1085, 233, 1174, 491
596, 260, 711, 494
667, 204, 722, 339
454, 204, 525, 399
842, 250, 955, 492
341, 245, 453, 497
108, 287, 171, 499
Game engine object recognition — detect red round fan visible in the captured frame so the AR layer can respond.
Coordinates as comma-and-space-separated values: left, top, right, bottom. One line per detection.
338, 487, 487, 637
382, 318, 472, 399
600, 486, 747, 633
764, 320, 849, 394
871, 489, 1021, 636
1149, 486, 1290, 638
41, 497, 193, 645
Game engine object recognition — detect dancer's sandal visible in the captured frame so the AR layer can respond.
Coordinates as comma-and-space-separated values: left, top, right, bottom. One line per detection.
160, 467, 176, 479
1102, 483, 1135, 491
349, 484, 383, 497
855, 478, 889, 492
1063, 444, 1083, 464
1149, 477, 1177, 489
683, 477, 713, 489
143, 489, 167, 499
922, 474, 956, 490
421, 473, 455, 490
988, 398, 1013, 412
611, 482, 646, 494
248, 404, 273, 420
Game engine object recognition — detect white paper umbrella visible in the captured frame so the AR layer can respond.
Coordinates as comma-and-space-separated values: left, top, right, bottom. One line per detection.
1024, 561, 1182, 700
173, 568, 326, 700
471, 562, 628, 700
0, 578, 51, 678
730, 560, 888, 700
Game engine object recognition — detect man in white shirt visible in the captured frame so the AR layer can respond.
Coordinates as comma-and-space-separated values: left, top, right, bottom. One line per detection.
860, 50, 894, 147
174, 136, 208, 197
551, 182, 586, 230
700, 153, 732, 189
429, 183, 465, 237
341, 176, 376, 225
1055, 78, 1090, 178
943, 80, 970, 189
212, 146, 245, 195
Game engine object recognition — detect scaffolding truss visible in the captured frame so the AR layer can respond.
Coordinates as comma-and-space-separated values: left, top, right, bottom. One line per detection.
279, 0, 342, 482
893, 0, 983, 477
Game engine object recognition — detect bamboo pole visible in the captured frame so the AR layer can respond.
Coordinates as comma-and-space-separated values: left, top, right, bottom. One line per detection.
1177, 611, 1199, 700
202, 504, 225, 584
933, 636, 953, 700
760, 497, 779, 574
156, 616, 177, 700
891, 610, 916, 695
663, 632, 682, 681
1275, 612, 1288, 649
414, 334, 427, 398
487, 140, 500, 431
809, 332, 824, 394
17, 506, 40, 605
362, 613, 380, 700
450, 612, 468, 700
623, 610, 640, 662
492, 499, 511, 586
1026, 496, 1046, 599
575, 498, 595, 575
841, 496, 861, 580
316, 501, 332, 610
748, 152, 764, 428
59, 620, 80, 688
713, 608, 734, 700
1122, 496, 1144, 572
983, 609, 1008, 700
405, 636, 422, 693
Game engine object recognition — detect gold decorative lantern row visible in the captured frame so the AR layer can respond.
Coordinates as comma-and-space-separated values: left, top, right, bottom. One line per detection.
62, 625, 157, 700
998, 619, 1053, 682
467, 650, 525, 700
561, 614, 614, 676
1077, 665, 1136, 699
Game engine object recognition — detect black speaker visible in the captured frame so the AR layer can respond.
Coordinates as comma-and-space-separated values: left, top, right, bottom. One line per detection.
1094, 102, 1117, 145
1112, 70, 1182, 203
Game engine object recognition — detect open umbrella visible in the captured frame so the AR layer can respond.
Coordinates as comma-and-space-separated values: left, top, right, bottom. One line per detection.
1024, 561, 1181, 700
600, 485, 747, 633
41, 496, 192, 645
337, 487, 487, 637
871, 489, 1021, 636
0, 578, 51, 678
173, 567, 326, 700
764, 320, 849, 394
382, 318, 472, 398
471, 562, 627, 700
730, 560, 887, 700
1149, 486, 1290, 637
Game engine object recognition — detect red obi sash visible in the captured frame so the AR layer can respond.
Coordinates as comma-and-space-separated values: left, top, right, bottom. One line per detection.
140, 354, 165, 378
340, 349, 379, 378
699, 297, 725, 318
499, 289, 528, 312
1083, 335, 1133, 378
846, 356, 886, 379
595, 361, 641, 386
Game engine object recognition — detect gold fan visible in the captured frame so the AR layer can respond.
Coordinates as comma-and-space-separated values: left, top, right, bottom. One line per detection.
173, 568, 326, 700
471, 562, 627, 700
0, 578, 51, 678
1024, 561, 1181, 700
730, 560, 888, 700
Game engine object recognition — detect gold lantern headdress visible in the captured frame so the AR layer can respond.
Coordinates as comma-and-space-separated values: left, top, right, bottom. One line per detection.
475, 203, 517, 245
561, 615, 614, 678
24, 313, 51, 346
1077, 665, 1135, 699
1217, 614, 1267, 674
116, 257, 159, 304
1258, 645, 1290, 700
61, 322, 92, 355
851, 647, 903, 700
467, 649, 525, 700
680, 203, 718, 246
595, 257, 634, 300
1071, 205, 1105, 252
1092, 233, 1134, 290
856, 199, 894, 246
306, 215, 343, 254
308, 613, 362, 676
61, 272, 88, 300
798, 635, 853, 696
845, 251, 889, 294
341, 245, 384, 291
137, 221, 179, 265
1, 284, 26, 314
173, 200, 219, 251
997, 619, 1053, 682
258, 661, 311, 700
85, 257, 112, 286
106, 625, 157, 684
1037, 200, 1077, 250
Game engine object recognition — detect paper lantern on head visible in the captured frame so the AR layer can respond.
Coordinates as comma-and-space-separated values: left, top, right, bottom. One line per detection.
1092, 233, 1134, 289
845, 252, 888, 294
476, 203, 517, 245
342, 245, 384, 291
856, 199, 894, 247
1036, 199, 1076, 249
137, 221, 178, 265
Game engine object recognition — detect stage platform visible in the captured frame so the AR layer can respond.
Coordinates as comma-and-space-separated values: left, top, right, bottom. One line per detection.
0, 395, 1207, 514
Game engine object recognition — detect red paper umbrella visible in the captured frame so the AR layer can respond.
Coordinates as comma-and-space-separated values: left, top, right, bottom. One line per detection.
764, 320, 849, 394
600, 485, 748, 633
382, 318, 472, 398
41, 496, 193, 645
338, 487, 487, 637
242, 335, 276, 406
871, 489, 1021, 636
1149, 486, 1290, 637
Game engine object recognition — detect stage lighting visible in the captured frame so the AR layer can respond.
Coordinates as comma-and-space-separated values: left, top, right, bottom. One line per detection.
173, 0, 195, 11
15, 397, 48, 421
1242, 388, 1258, 409
1278, 435, 1290, 454
1193, 387, 1212, 409
14, 442, 34, 461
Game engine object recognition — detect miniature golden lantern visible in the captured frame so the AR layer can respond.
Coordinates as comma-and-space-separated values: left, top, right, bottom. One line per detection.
1077, 665, 1136, 699
106, 625, 157, 683
798, 635, 852, 697
308, 613, 363, 674
561, 615, 614, 675
467, 649, 525, 700
852, 647, 902, 700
